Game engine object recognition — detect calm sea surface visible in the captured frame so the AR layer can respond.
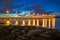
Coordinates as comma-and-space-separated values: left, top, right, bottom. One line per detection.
56, 18, 60, 30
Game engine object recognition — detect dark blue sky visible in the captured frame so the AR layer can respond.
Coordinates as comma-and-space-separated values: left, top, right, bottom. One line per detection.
0, 0, 60, 14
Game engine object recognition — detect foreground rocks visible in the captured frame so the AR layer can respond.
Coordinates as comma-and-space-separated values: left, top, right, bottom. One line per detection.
0, 26, 60, 40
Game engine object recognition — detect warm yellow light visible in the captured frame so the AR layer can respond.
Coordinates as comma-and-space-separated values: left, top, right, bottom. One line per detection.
42, 13, 45, 16
52, 18, 55, 29
32, 19, 35, 26
36, 19, 39, 26
6, 20, 10, 25
15, 20, 19, 25
28, 20, 31, 26
42, 19, 45, 27
48, 19, 51, 28
22, 20, 26, 26
45, 19, 47, 28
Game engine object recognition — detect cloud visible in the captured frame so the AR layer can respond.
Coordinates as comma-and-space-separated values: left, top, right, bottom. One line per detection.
25, 5, 45, 14
0, 0, 25, 13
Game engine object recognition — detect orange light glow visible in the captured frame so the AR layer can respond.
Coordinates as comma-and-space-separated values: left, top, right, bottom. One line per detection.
6, 10, 9, 14
48, 19, 51, 28
42, 13, 45, 16
28, 20, 31, 26
52, 18, 55, 29
42, 19, 45, 27
6, 20, 10, 25
36, 19, 39, 26
32, 19, 35, 26
45, 19, 47, 28
15, 20, 19, 25
22, 20, 26, 26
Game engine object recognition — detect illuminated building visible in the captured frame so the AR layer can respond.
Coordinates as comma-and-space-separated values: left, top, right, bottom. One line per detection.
0, 13, 56, 29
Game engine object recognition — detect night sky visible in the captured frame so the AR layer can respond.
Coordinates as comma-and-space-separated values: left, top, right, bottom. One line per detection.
0, 0, 60, 14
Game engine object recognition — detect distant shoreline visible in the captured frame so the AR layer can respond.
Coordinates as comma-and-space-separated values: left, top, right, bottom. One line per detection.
55, 16, 60, 18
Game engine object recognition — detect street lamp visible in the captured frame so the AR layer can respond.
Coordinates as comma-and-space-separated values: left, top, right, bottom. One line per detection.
6, 10, 9, 14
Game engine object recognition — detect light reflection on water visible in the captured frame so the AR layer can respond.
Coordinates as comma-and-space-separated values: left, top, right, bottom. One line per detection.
0, 18, 60, 30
